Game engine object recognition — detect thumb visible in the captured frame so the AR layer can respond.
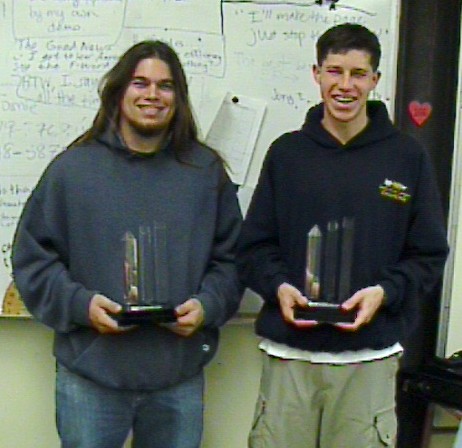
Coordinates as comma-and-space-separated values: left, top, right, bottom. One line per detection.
93, 294, 122, 313
295, 293, 309, 307
342, 291, 362, 310
176, 299, 196, 316
177, 299, 204, 320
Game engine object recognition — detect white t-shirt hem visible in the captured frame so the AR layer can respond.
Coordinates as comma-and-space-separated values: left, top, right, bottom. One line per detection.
259, 338, 403, 364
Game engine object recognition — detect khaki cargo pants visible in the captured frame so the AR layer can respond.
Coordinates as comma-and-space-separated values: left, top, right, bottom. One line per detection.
248, 353, 398, 448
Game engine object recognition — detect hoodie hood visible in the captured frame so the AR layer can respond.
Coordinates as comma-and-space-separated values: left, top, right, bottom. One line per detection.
96, 128, 127, 153
301, 100, 398, 150
94, 128, 174, 160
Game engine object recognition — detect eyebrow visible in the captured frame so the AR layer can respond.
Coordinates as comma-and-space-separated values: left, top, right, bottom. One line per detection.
131, 75, 174, 83
324, 65, 371, 72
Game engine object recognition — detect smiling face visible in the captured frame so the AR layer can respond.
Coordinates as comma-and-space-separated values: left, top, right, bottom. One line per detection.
313, 49, 380, 138
119, 57, 176, 150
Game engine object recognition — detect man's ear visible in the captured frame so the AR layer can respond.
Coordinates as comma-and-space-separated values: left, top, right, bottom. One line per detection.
312, 64, 321, 84
373, 70, 382, 87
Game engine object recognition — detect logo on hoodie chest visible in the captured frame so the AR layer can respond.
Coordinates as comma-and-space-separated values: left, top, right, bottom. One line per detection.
379, 179, 411, 204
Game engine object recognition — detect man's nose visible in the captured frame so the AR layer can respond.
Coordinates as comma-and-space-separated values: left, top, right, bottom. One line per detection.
339, 73, 353, 89
146, 82, 159, 98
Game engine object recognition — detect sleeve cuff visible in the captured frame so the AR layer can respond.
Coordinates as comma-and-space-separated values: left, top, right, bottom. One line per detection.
70, 289, 96, 328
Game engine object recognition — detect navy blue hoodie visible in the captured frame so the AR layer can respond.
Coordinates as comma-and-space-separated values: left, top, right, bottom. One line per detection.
237, 101, 448, 352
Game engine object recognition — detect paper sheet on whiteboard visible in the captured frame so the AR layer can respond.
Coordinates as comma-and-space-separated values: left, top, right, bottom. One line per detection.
205, 93, 266, 185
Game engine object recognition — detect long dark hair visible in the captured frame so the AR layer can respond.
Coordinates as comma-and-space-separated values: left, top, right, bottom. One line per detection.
70, 40, 199, 159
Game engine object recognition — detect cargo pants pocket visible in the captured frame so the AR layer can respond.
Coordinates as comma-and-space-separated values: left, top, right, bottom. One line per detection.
374, 407, 397, 447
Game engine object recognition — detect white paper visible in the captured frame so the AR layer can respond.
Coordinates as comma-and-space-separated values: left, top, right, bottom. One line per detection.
205, 92, 266, 185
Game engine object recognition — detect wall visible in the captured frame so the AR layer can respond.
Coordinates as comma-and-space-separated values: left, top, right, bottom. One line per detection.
0, 319, 58, 447
0, 319, 261, 448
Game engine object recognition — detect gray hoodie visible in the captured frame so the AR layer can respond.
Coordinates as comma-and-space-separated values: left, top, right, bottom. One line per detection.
12, 131, 243, 390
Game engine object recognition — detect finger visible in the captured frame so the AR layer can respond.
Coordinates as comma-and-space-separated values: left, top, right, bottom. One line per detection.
94, 315, 120, 334
90, 308, 130, 334
176, 301, 198, 319
100, 298, 122, 314
165, 320, 195, 337
295, 295, 309, 307
91, 295, 122, 316
176, 298, 201, 316
293, 319, 319, 328
179, 313, 204, 331
286, 297, 307, 321
357, 308, 374, 325
101, 312, 120, 327
342, 292, 363, 310
335, 309, 366, 331
280, 303, 295, 322
176, 312, 196, 326
175, 303, 190, 317
335, 322, 358, 331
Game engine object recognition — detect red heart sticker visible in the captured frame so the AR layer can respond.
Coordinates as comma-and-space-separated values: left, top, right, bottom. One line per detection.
408, 101, 432, 127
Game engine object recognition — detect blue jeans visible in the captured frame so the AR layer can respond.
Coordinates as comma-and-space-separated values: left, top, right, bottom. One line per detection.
56, 364, 204, 448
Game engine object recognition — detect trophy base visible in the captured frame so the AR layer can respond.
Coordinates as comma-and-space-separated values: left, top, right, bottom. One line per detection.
294, 302, 355, 324
113, 305, 177, 326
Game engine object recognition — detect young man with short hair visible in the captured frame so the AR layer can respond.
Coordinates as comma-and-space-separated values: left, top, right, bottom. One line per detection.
238, 23, 448, 447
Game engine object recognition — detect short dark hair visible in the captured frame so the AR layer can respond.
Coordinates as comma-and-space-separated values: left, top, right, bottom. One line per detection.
71, 40, 198, 159
316, 23, 381, 71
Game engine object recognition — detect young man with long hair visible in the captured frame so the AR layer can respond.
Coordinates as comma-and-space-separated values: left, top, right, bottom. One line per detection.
12, 40, 242, 448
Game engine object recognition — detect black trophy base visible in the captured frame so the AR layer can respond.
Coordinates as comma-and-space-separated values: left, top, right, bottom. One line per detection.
294, 302, 355, 324
113, 305, 177, 326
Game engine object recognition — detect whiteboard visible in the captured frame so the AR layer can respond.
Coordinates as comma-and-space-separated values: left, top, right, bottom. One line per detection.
0, 0, 401, 315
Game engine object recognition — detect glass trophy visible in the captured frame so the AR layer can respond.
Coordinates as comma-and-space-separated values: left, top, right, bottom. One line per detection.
113, 223, 176, 326
294, 217, 356, 324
